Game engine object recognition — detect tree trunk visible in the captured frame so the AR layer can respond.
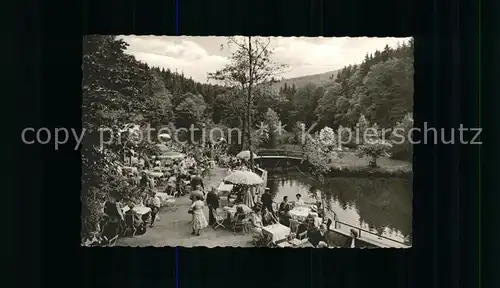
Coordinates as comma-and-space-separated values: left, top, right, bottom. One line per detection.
247, 37, 254, 172
241, 115, 247, 150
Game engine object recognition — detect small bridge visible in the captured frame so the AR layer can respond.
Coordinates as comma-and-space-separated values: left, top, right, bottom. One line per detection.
255, 149, 305, 160
254, 149, 307, 169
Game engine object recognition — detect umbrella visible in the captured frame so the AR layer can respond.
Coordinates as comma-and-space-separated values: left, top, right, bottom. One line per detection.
224, 170, 263, 186
237, 150, 258, 159
158, 133, 171, 139
157, 151, 186, 159
155, 144, 169, 153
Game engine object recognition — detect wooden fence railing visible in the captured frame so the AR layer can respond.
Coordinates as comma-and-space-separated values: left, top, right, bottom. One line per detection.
330, 215, 408, 246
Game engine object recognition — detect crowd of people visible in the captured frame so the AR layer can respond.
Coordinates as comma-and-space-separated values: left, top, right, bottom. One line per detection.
82, 146, 215, 246
83, 141, 359, 248
244, 189, 329, 247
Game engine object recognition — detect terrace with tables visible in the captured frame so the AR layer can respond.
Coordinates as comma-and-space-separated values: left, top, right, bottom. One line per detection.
84, 149, 358, 248
115, 164, 349, 248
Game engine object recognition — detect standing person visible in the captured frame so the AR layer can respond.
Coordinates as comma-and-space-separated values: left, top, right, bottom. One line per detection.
175, 176, 183, 196
189, 195, 208, 236
139, 172, 150, 189
147, 192, 161, 228
190, 173, 205, 193
190, 186, 204, 204
260, 188, 274, 215
205, 187, 219, 225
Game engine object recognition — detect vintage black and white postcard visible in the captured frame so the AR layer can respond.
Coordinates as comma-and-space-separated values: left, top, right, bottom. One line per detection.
81, 36, 413, 248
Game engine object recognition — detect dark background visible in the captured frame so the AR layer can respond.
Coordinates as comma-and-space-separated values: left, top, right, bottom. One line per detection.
16, 0, 497, 287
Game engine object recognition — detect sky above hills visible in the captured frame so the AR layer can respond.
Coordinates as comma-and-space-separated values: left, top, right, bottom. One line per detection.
120, 36, 410, 83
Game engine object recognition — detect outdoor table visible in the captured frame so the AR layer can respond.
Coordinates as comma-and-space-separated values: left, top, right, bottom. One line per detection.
155, 192, 172, 203
289, 207, 311, 221
217, 183, 234, 193
262, 223, 291, 244
122, 205, 152, 215
223, 204, 252, 219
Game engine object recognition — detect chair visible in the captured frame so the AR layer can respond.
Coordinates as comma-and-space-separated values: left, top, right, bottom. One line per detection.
164, 198, 178, 211
276, 241, 293, 248
102, 234, 119, 247
219, 196, 229, 207
232, 215, 247, 235
211, 208, 226, 230
122, 214, 137, 237
288, 227, 308, 247
255, 202, 263, 211
289, 219, 300, 232
297, 230, 308, 240
252, 234, 264, 247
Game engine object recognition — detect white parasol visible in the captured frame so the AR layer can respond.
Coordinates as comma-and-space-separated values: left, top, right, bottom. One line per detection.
224, 170, 263, 186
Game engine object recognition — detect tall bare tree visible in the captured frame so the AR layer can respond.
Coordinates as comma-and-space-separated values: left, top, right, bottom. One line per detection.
208, 36, 287, 170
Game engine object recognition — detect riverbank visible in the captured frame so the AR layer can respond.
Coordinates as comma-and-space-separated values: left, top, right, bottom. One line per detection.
277, 144, 412, 177
116, 167, 253, 247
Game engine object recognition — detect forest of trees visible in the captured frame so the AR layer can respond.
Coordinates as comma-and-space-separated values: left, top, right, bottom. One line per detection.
81, 35, 414, 234
277, 40, 414, 130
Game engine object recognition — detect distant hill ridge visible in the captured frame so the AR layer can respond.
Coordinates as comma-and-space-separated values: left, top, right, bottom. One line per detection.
273, 69, 340, 90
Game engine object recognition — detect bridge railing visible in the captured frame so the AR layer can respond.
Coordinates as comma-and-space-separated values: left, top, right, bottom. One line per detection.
256, 149, 305, 158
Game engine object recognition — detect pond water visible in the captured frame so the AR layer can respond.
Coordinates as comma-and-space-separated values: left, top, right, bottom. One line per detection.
266, 171, 413, 246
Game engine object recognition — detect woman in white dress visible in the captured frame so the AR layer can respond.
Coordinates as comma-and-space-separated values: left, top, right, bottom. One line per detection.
242, 186, 255, 208
190, 194, 208, 236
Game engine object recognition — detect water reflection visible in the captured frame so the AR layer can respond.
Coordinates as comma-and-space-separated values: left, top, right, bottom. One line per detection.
266, 171, 413, 244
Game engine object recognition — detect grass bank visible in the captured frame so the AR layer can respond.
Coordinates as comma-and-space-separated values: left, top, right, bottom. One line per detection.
276, 144, 412, 177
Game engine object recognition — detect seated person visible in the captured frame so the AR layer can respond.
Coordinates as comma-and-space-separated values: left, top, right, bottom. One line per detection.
103, 194, 124, 225
278, 196, 291, 215
279, 205, 292, 227
233, 206, 246, 222
294, 193, 305, 208
309, 224, 328, 247
305, 212, 322, 245
261, 206, 278, 226
306, 212, 322, 231
125, 202, 143, 229
249, 207, 265, 243
165, 176, 177, 195
232, 206, 247, 231
296, 221, 308, 235
316, 203, 325, 219
139, 172, 150, 188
